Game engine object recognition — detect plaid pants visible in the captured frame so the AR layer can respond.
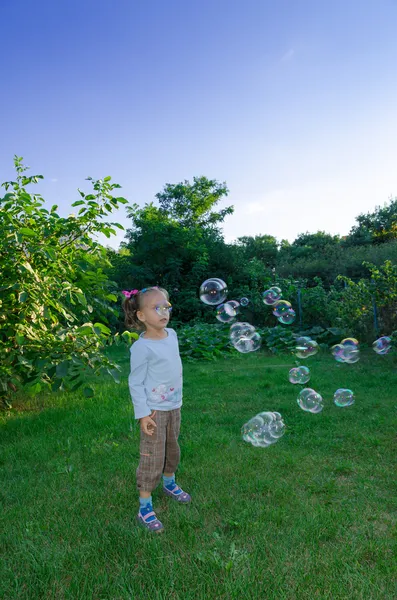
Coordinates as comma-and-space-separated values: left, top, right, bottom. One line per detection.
136, 408, 181, 492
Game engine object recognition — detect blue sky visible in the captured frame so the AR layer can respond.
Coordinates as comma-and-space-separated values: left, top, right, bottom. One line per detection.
1, 0, 397, 248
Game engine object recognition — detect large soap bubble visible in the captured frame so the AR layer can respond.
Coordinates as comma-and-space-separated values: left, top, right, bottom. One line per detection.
230, 322, 261, 353
278, 308, 296, 325
289, 366, 310, 385
199, 278, 228, 306
272, 300, 292, 317
215, 301, 239, 323
295, 337, 319, 359
242, 411, 286, 448
372, 336, 392, 355
262, 286, 282, 306
297, 388, 323, 413
334, 388, 355, 407
331, 338, 360, 364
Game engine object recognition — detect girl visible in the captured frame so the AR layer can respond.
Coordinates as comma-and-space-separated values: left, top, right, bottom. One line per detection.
122, 286, 191, 533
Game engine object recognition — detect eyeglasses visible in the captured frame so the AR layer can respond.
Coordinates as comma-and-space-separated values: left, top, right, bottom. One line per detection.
154, 303, 172, 316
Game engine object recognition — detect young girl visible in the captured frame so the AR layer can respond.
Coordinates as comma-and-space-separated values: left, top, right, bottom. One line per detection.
122, 286, 191, 533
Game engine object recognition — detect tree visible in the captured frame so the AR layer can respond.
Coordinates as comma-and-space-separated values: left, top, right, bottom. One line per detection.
113, 177, 235, 323
346, 197, 397, 245
0, 156, 128, 407
236, 235, 278, 267
155, 176, 233, 229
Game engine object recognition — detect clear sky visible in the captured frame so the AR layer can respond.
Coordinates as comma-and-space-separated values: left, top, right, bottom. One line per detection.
1, 0, 397, 249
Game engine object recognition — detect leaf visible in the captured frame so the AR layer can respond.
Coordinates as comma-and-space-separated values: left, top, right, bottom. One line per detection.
18, 291, 28, 302
26, 382, 42, 395
83, 387, 94, 398
72, 200, 85, 207
43, 247, 57, 261
19, 227, 36, 237
107, 368, 121, 384
52, 379, 63, 392
93, 323, 111, 335
56, 361, 69, 378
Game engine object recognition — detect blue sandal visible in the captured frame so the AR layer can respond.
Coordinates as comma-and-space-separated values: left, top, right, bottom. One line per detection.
136, 504, 164, 533
163, 482, 191, 503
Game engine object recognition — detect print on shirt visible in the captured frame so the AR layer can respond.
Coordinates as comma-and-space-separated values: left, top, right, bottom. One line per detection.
149, 384, 180, 403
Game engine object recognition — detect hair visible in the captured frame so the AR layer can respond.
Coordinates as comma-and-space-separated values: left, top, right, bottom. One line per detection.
122, 286, 169, 331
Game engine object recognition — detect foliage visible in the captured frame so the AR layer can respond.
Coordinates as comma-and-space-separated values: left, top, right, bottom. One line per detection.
258, 325, 296, 355
155, 176, 233, 229
176, 323, 232, 361
0, 156, 128, 406
347, 196, 397, 245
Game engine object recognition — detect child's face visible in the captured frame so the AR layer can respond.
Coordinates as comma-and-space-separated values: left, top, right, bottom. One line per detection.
137, 290, 172, 331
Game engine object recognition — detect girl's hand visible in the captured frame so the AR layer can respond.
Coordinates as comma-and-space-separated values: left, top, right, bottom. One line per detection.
140, 411, 157, 436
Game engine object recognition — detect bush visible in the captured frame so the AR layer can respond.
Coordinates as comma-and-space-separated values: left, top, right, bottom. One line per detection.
176, 323, 232, 361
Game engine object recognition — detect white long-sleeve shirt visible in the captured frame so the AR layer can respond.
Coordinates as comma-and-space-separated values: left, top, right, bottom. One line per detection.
128, 328, 183, 419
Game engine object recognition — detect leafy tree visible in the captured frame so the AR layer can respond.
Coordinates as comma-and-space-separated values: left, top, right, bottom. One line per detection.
236, 235, 278, 267
0, 156, 128, 407
346, 197, 397, 245
155, 176, 233, 229
117, 177, 234, 323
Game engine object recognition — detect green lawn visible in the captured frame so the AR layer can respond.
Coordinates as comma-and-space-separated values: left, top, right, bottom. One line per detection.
1, 348, 397, 599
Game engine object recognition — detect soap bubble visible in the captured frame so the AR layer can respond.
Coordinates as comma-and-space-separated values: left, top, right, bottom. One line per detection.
262, 286, 282, 306
228, 300, 241, 313
297, 388, 324, 413
230, 322, 255, 342
341, 337, 359, 348
273, 300, 292, 317
240, 297, 250, 307
199, 278, 227, 306
331, 339, 360, 364
334, 388, 355, 407
289, 366, 310, 385
242, 411, 286, 448
215, 301, 238, 323
373, 336, 392, 355
230, 322, 261, 353
295, 337, 319, 359
278, 308, 296, 325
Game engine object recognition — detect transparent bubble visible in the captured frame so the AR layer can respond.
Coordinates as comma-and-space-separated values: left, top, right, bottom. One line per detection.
295, 337, 319, 359
199, 278, 228, 306
331, 341, 360, 364
289, 366, 310, 384
270, 286, 282, 295
227, 300, 241, 313
240, 297, 250, 307
334, 388, 355, 407
273, 300, 292, 317
234, 331, 262, 353
230, 322, 256, 343
297, 388, 323, 413
242, 411, 285, 448
230, 322, 261, 353
278, 308, 296, 325
215, 301, 238, 323
262, 287, 282, 306
341, 337, 359, 348
373, 336, 392, 355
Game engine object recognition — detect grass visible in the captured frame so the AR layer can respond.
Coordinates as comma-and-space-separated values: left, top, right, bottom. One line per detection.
1, 347, 397, 599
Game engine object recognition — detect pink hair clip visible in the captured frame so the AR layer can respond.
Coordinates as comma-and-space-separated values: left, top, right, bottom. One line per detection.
122, 289, 139, 298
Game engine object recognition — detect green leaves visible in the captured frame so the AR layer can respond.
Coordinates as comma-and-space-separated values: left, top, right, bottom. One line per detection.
0, 157, 127, 406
